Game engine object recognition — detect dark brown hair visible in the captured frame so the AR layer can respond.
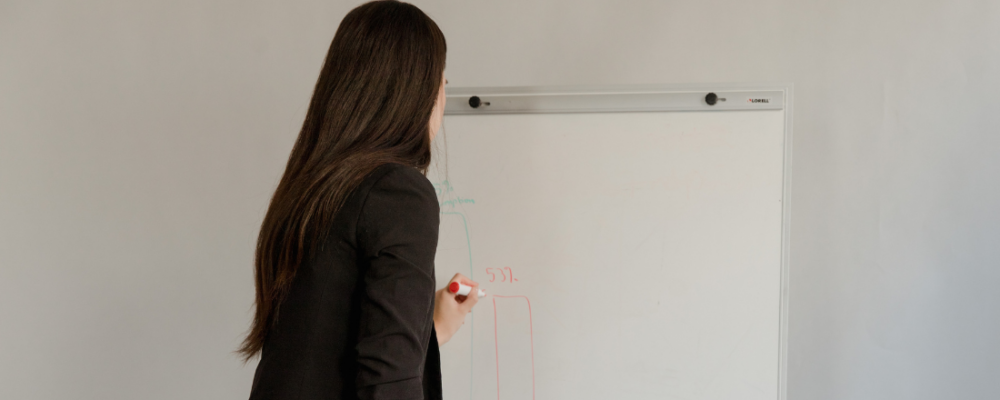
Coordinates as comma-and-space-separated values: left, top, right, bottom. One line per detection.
238, 0, 446, 361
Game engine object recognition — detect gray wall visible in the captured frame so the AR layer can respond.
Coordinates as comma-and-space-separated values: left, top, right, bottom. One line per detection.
2, 1, 998, 399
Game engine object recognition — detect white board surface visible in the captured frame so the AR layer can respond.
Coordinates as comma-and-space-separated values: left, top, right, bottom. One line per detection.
429, 106, 787, 400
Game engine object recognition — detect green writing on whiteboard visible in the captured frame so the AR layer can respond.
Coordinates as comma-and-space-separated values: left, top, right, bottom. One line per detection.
433, 180, 475, 210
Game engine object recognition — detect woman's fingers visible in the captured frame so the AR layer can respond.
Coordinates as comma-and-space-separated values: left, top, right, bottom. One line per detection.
460, 295, 479, 312
448, 273, 480, 289
458, 283, 480, 311
444, 273, 482, 309
434, 274, 485, 345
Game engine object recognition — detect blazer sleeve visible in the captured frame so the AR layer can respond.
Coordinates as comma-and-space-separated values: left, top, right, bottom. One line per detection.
354, 165, 440, 400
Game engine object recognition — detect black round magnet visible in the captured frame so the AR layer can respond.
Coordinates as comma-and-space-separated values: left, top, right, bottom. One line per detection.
705, 92, 718, 106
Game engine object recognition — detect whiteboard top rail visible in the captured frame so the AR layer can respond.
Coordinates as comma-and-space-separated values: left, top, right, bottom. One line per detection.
443, 84, 789, 115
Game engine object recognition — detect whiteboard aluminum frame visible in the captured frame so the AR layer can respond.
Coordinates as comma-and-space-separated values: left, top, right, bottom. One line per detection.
443, 83, 793, 400
443, 83, 785, 114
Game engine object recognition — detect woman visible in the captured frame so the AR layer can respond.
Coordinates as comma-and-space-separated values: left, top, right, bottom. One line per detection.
238, 2, 480, 399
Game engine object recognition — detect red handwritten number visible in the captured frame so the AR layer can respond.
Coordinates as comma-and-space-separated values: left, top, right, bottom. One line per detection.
485, 267, 518, 283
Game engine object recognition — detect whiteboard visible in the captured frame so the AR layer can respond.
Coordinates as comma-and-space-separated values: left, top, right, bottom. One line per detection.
428, 86, 791, 400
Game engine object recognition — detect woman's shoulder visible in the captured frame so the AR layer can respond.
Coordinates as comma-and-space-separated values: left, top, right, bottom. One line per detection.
355, 163, 439, 251
363, 163, 435, 198
336, 163, 437, 231
367, 162, 431, 185
358, 163, 438, 216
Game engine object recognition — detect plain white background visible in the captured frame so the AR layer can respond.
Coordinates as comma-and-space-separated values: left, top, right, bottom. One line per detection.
1, 1, 998, 399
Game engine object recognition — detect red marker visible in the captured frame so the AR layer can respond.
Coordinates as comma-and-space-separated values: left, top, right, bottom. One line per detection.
449, 282, 486, 298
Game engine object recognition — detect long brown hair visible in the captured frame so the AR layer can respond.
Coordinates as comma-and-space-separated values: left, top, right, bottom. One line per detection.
238, 0, 446, 361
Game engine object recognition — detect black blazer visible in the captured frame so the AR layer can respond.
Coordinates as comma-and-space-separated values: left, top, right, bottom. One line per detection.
249, 163, 442, 400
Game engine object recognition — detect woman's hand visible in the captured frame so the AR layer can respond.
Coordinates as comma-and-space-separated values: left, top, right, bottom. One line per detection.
434, 273, 481, 346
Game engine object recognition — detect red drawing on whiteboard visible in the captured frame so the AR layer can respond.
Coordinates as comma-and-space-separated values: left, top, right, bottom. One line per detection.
492, 295, 535, 400
486, 267, 519, 283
